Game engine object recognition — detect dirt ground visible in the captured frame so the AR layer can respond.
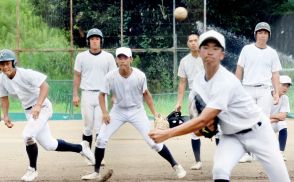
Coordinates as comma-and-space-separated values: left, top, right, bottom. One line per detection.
0, 119, 293, 182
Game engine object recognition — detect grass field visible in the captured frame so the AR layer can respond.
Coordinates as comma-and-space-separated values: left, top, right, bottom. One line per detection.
5, 87, 294, 118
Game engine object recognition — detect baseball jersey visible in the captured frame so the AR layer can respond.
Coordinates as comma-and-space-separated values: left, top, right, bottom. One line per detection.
101, 67, 147, 108
0, 68, 47, 109
191, 65, 262, 134
177, 53, 204, 90
270, 95, 290, 115
74, 50, 117, 90
237, 43, 282, 86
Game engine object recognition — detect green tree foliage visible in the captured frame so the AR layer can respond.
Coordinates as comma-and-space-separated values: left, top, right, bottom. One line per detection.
22, 0, 294, 92
206, 0, 288, 38
277, 0, 294, 13
0, 0, 72, 79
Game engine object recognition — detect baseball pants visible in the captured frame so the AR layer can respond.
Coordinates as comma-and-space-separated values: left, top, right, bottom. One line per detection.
212, 114, 290, 181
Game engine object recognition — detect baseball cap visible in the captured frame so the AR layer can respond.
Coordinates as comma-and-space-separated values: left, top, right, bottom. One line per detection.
198, 30, 225, 50
115, 47, 132, 57
280, 75, 292, 86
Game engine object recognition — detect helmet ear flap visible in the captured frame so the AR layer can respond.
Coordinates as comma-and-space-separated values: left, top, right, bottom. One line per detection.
12, 60, 17, 68
87, 36, 103, 47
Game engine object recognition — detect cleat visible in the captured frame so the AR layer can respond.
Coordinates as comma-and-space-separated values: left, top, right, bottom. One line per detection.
21, 166, 38, 181
173, 164, 186, 178
190, 161, 202, 170
81, 172, 101, 180
80, 141, 95, 165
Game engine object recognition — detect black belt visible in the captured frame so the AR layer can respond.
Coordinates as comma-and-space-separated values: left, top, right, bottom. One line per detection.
25, 106, 33, 110
236, 122, 262, 134
252, 85, 263, 87
83, 90, 100, 92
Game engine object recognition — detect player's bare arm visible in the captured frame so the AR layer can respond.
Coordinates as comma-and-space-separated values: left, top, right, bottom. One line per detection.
175, 77, 187, 112
270, 112, 287, 123
31, 81, 49, 120
73, 70, 81, 107
149, 107, 220, 143
272, 72, 280, 105
235, 65, 244, 80
1, 96, 13, 128
99, 92, 110, 124
143, 90, 157, 116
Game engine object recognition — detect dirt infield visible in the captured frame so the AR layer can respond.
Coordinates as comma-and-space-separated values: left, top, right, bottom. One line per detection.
0, 120, 293, 181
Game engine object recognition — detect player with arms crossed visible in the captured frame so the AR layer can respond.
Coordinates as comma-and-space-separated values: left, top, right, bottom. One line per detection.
235, 22, 282, 162
81, 47, 186, 180
73, 28, 117, 156
149, 30, 290, 182
0, 49, 94, 182
270, 75, 292, 161
175, 33, 204, 170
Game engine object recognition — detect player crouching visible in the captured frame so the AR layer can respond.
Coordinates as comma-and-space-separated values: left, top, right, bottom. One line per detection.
81, 47, 186, 180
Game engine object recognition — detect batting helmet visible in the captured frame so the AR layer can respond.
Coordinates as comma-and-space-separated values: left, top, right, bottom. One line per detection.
0, 49, 17, 67
166, 111, 186, 128
86, 28, 103, 46
254, 22, 271, 39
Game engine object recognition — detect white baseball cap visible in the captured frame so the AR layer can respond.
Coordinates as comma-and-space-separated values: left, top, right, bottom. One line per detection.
280, 75, 292, 85
198, 30, 225, 50
116, 47, 132, 57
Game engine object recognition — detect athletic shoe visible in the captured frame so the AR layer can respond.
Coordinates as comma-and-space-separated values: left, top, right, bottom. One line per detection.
239, 153, 253, 163
80, 141, 95, 165
190, 161, 202, 170
21, 166, 38, 181
173, 164, 186, 178
81, 172, 101, 180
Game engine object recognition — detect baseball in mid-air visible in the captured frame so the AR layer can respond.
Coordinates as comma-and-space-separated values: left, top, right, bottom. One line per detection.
174, 7, 188, 21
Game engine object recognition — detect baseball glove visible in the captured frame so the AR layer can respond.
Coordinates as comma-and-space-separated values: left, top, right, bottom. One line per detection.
193, 93, 219, 138
166, 111, 186, 128
154, 114, 170, 130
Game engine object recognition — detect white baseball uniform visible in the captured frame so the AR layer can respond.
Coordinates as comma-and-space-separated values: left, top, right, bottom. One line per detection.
177, 53, 204, 140
96, 67, 163, 151
237, 43, 282, 116
0, 68, 57, 150
74, 50, 117, 136
191, 65, 290, 181
271, 94, 290, 132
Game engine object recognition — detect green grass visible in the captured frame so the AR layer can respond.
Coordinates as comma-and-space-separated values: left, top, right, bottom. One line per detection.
6, 87, 294, 118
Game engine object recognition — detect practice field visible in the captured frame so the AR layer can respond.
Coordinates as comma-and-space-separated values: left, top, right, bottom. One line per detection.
0, 120, 293, 181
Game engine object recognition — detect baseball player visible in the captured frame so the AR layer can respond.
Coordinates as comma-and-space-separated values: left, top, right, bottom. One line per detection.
81, 47, 186, 180
149, 30, 290, 182
270, 75, 292, 161
73, 28, 117, 157
175, 33, 204, 170
235, 22, 282, 163
0, 49, 95, 182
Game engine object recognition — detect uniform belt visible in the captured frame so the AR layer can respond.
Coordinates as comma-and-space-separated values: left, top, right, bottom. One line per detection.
252, 85, 263, 87
25, 105, 45, 110
236, 122, 262, 134
25, 106, 33, 110
243, 84, 268, 88
82, 89, 100, 92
